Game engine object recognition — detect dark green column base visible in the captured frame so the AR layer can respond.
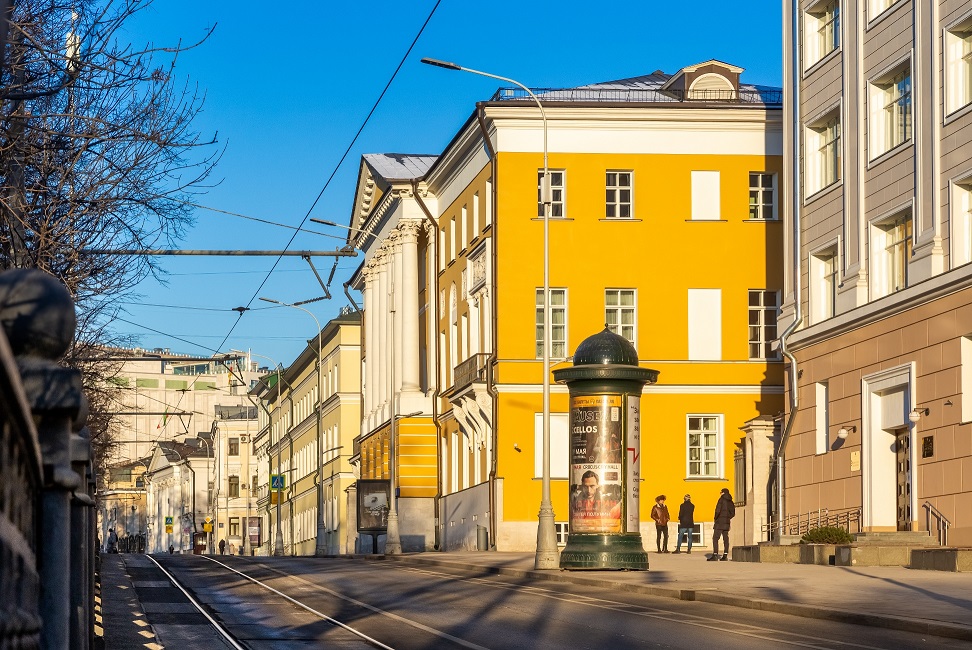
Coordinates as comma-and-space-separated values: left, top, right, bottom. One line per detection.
559, 533, 649, 570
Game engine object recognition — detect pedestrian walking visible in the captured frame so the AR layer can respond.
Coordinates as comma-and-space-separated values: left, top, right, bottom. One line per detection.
650, 495, 670, 552
708, 488, 735, 561
673, 494, 695, 553
219, 538, 226, 555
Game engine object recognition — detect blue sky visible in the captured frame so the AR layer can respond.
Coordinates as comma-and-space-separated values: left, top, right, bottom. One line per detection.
117, 0, 783, 368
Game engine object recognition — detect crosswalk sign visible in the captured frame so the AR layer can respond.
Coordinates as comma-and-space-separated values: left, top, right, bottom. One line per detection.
271, 474, 285, 490
164, 516, 173, 526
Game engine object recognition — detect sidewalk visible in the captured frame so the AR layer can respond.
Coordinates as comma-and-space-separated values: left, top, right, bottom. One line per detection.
374, 550, 972, 642
98, 553, 163, 650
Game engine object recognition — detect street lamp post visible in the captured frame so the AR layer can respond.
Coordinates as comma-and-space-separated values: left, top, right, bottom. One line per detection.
421, 57, 558, 569
260, 296, 328, 556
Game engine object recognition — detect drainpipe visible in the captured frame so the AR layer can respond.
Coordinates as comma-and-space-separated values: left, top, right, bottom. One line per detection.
476, 103, 501, 549
776, 0, 804, 541
411, 179, 444, 550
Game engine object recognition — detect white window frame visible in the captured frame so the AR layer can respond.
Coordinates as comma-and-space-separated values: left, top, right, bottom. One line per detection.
804, 0, 840, 70
748, 172, 777, 220
536, 288, 568, 360
945, 14, 972, 118
690, 170, 721, 220
538, 169, 566, 218
686, 414, 724, 479
815, 381, 830, 454
748, 289, 780, 360
951, 176, 972, 268
605, 170, 633, 219
555, 521, 570, 546
605, 288, 637, 346
534, 412, 569, 479
804, 108, 841, 198
868, 60, 912, 161
961, 335, 972, 424
869, 208, 913, 299
809, 243, 839, 324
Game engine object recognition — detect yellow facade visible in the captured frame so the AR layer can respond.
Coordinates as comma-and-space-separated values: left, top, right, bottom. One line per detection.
428, 63, 785, 550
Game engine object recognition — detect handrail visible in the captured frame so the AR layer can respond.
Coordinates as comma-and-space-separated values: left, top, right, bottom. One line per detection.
922, 501, 951, 546
760, 506, 863, 541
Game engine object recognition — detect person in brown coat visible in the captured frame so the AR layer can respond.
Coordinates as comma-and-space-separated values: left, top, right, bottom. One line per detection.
650, 495, 671, 553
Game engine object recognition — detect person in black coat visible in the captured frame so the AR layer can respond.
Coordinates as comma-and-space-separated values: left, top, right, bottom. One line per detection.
673, 494, 695, 553
708, 488, 735, 561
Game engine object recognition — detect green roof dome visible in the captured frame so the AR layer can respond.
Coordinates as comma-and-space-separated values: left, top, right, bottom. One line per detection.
572, 327, 639, 366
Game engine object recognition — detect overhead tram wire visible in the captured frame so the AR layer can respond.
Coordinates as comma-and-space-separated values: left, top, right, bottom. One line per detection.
204, 0, 445, 359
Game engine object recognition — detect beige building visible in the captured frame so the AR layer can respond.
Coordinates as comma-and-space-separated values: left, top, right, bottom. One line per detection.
251, 311, 362, 556
99, 349, 262, 551
779, 0, 972, 544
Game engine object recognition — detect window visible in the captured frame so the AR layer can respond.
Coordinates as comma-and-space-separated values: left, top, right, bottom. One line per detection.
688, 289, 721, 360
538, 170, 565, 217
228, 437, 239, 456
748, 290, 779, 360
251, 474, 258, 495
748, 173, 776, 220
690, 171, 720, 220
534, 413, 569, 478
961, 336, 972, 423
687, 415, 722, 478
868, 0, 900, 22
869, 66, 911, 159
605, 289, 636, 345
536, 288, 567, 359
805, 112, 841, 196
810, 248, 838, 323
555, 522, 569, 545
461, 205, 468, 251
805, 0, 840, 69
952, 181, 972, 267
605, 171, 633, 219
815, 382, 830, 454
229, 517, 240, 537
688, 523, 704, 545
946, 19, 972, 115
870, 213, 912, 298
228, 475, 240, 498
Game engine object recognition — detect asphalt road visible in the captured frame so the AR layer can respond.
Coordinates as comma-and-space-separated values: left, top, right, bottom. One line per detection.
154, 555, 971, 649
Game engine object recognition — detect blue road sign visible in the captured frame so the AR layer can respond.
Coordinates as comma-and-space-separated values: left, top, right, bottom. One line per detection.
270, 474, 285, 490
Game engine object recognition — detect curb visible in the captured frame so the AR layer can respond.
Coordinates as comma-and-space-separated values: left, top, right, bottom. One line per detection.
363, 554, 972, 642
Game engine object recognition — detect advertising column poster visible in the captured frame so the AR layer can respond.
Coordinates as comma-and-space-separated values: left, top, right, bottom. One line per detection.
569, 394, 623, 533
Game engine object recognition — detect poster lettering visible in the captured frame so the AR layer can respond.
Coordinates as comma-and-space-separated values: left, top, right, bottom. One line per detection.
569, 394, 623, 533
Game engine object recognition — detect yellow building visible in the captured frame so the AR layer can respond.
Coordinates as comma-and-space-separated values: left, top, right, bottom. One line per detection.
349, 61, 784, 552
251, 310, 361, 555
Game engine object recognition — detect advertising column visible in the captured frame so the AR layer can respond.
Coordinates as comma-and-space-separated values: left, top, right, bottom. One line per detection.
554, 328, 658, 570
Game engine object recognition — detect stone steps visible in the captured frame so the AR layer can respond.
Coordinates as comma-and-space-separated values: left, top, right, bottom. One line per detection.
852, 531, 938, 546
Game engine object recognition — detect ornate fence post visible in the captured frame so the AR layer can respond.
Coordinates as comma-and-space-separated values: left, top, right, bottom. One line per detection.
0, 269, 86, 650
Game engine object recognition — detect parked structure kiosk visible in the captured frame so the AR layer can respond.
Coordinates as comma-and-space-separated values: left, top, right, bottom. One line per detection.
553, 328, 658, 570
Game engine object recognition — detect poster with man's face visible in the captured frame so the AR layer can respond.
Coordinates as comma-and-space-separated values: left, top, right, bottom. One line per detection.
569, 394, 623, 533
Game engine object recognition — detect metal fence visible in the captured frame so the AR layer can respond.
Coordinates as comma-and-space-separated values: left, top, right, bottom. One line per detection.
489, 86, 784, 106
0, 269, 95, 650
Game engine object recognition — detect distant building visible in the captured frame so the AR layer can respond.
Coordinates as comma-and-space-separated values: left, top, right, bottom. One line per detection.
347, 61, 784, 551
98, 349, 262, 552
779, 0, 972, 544
250, 311, 362, 556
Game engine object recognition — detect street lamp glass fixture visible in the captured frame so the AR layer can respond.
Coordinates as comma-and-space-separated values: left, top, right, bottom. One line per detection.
422, 56, 558, 570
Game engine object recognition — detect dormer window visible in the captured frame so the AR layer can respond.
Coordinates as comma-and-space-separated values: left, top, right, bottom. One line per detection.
688, 73, 736, 100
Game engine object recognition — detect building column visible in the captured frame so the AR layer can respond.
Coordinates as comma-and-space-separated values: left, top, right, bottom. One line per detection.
376, 248, 389, 419
400, 220, 421, 392
392, 230, 405, 399
364, 265, 377, 418
425, 221, 438, 394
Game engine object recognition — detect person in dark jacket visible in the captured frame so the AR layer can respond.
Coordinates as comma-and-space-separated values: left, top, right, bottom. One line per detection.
673, 494, 695, 553
709, 488, 735, 561
650, 495, 670, 553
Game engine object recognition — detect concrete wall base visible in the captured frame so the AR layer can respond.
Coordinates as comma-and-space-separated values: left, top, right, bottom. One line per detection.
835, 545, 919, 567
910, 548, 972, 572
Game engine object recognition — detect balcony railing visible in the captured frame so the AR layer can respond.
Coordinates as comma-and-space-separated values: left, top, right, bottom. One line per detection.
490, 86, 783, 107
452, 353, 491, 394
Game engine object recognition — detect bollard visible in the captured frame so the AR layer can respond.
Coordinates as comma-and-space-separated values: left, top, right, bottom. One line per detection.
476, 525, 489, 551
553, 328, 658, 570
